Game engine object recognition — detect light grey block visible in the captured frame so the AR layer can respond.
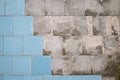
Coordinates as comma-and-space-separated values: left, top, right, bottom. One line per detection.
33, 16, 53, 36
53, 16, 74, 37
65, 0, 85, 15
92, 55, 111, 74
63, 36, 82, 56
25, 0, 45, 16
93, 16, 120, 36
104, 35, 119, 55
82, 36, 103, 55
71, 56, 93, 75
45, 0, 64, 15
43, 36, 63, 57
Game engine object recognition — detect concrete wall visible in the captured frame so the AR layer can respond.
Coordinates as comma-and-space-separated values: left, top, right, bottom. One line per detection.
25, 0, 120, 77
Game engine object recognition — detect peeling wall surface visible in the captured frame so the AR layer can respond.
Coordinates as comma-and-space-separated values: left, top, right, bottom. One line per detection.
0, 0, 120, 80
25, 0, 120, 78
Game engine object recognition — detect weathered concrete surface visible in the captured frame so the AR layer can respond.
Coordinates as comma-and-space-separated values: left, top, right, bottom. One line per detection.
46, 0, 64, 15
104, 35, 119, 55
43, 36, 63, 57
82, 36, 103, 55
53, 16, 74, 37
93, 16, 120, 36
53, 16, 92, 37
25, 0, 45, 16
102, 77, 115, 80
71, 56, 93, 75
64, 0, 85, 16
33, 16, 53, 36
63, 36, 82, 56
25, 0, 120, 16
92, 55, 110, 74
38, 16, 120, 75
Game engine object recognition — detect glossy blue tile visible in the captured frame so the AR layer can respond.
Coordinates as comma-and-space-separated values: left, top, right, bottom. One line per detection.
44, 76, 63, 80
0, 0, 5, 15
13, 56, 31, 75
32, 56, 51, 75
4, 36, 23, 55
82, 75, 102, 80
24, 36, 43, 55
0, 17, 13, 35
6, 0, 24, 15
13, 16, 33, 35
0, 56, 11, 75
4, 76, 22, 80
23, 76, 42, 80
0, 76, 3, 80
62, 76, 82, 80
0, 37, 3, 55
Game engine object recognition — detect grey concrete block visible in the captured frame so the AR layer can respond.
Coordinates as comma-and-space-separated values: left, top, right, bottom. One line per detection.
33, 16, 53, 36
82, 36, 103, 55
65, 0, 85, 16
43, 36, 63, 57
25, 0, 45, 16
63, 36, 82, 56
104, 35, 119, 55
92, 55, 110, 74
53, 16, 93, 37
103, 0, 120, 16
71, 56, 93, 74
62, 56, 72, 75
45, 0, 64, 15
52, 56, 63, 75
102, 77, 115, 80
84, 0, 104, 16
53, 16, 74, 37
93, 16, 120, 36
73, 16, 93, 36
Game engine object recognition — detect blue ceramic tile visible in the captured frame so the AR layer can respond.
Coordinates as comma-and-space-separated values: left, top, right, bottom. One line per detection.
4, 36, 23, 55
44, 76, 63, 80
0, 37, 3, 55
0, 0, 5, 15
0, 17, 13, 35
0, 76, 3, 80
24, 36, 43, 55
12, 56, 31, 75
32, 56, 51, 75
0, 56, 11, 75
4, 76, 22, 80
13, 16, 33, 35
82, 75, 102, 80
6, 0, 24, 15
23, 76, 42, 80
62, 76, 82, 80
